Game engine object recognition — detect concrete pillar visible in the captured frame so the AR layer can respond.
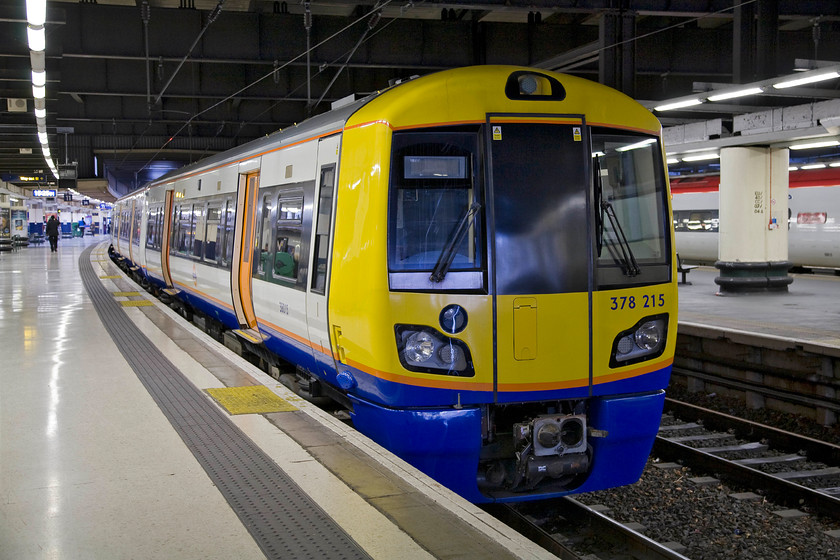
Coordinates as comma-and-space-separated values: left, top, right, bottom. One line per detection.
715, 147, 793, 293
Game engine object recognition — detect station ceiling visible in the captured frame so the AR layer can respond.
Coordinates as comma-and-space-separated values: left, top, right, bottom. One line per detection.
1, 0, 839, 202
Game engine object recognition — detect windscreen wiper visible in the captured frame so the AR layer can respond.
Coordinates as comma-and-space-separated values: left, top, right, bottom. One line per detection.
601, 199, 642, 277
430, 202, 481, 283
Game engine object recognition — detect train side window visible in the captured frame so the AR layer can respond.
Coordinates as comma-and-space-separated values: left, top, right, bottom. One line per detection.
145, 204, 162, 250
156, 204, 163, 248
270, 195, 304, 285
145, 205, 156, 249
797, 212, 827, 224
221, 200, 235, 269
132, 204, 142, 247
253, 193, 275, 279
192, 204, 207, 260
674, 210, 718, 232
311, 165, 336, 295
120, 210, 130, 241
175, 205, 195, 255
204, 205, 221, 262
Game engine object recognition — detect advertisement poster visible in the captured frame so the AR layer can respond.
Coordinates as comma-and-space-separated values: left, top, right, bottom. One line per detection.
0, 208, 10, 239
12, 210, 26, 236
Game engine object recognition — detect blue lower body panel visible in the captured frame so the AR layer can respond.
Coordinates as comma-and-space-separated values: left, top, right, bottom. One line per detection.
572, 390, 666, 494
349, 389, 665, 503
348, 396, 486, 501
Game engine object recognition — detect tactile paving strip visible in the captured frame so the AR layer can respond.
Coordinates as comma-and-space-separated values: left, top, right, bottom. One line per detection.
206, 386, 299, 415
79, 246, 370, 560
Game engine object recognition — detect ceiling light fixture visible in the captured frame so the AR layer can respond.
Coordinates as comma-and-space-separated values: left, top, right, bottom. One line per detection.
654, 98, 704, 112
681, 153, 720, 162
27, 26, 45, 51
789, 140, 840, 150
26, 0, 46, 26
773, 71, 840, 89
706, 87, 764, 102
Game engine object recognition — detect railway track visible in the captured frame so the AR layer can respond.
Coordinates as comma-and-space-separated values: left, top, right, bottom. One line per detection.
483, 498, 691, 560
484, 399, 840, 558
655, 398, 840, 521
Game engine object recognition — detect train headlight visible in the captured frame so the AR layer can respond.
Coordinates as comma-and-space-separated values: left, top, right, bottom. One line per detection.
635, 321, 663, 350
610, 314, 668, 367
395, 325, 475, 377
405, 331, 435, 363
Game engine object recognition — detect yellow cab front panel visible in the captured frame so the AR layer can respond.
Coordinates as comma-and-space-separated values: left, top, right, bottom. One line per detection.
327, 66, 676, 502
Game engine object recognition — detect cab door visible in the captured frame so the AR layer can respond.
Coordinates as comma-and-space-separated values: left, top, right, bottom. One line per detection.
486, 116, 593, 400
306, 135, 340, 377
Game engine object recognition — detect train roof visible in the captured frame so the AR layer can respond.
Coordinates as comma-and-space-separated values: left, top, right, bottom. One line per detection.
141, 91, 382, 191
122, 65, 661, 201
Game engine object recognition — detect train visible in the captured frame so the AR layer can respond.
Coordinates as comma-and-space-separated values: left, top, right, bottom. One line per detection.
109, 65, 677, 503
673, 167, 840, 270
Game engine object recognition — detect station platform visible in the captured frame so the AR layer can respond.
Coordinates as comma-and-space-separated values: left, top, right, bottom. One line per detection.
678, 266, 840, 349
0, 237, 553, 560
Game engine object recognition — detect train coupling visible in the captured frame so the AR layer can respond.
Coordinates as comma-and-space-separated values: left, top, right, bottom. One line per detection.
510, 414, 590, 490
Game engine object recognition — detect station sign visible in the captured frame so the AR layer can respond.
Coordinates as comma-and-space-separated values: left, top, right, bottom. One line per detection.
82, 199, 90, 206
33, 189, 57, 197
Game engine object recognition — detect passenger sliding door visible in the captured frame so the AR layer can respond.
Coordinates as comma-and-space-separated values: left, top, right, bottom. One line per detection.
306, 135, 340, 378
487, 116, 592, 399
231, 170, 260, 331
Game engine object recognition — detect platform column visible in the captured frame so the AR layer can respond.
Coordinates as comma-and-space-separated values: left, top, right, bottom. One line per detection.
715, 146, 793, 293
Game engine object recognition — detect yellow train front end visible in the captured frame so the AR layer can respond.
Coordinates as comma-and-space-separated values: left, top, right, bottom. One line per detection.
329, 66, 676, 502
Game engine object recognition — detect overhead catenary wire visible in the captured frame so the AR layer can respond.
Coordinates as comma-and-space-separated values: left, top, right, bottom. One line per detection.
135, 0, 755, 178
136, 0, 396, 174
152, 0, 226, 107
311, 6, 383, 112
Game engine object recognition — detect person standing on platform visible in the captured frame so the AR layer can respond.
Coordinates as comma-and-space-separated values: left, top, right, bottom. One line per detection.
78, 219, 86, 237
46, 215, 60, 252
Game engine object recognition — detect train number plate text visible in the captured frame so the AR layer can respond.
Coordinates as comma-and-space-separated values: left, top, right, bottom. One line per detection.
610, 294, 665, 310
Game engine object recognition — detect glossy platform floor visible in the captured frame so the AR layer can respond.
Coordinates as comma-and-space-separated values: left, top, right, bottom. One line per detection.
0, 237, 552, 560
678, 266, 840, 348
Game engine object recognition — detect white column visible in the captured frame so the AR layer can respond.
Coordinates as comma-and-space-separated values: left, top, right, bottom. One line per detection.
715, 146, 792, 293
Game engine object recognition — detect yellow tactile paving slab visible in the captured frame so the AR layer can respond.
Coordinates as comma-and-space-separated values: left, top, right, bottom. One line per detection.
100, 275, 120, 279
112, 291, 141, 297
205, 386, 298, 415
120, 300, 155, 307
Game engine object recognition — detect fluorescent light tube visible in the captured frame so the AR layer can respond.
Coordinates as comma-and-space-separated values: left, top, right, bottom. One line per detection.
681, 153, 720, 162
26, 0, 46, 26
789, 140, 840, 150
27, 25, 45, 51
654, 98, 704, 112
773, 71, 840, 89
707, 87, 763, 101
